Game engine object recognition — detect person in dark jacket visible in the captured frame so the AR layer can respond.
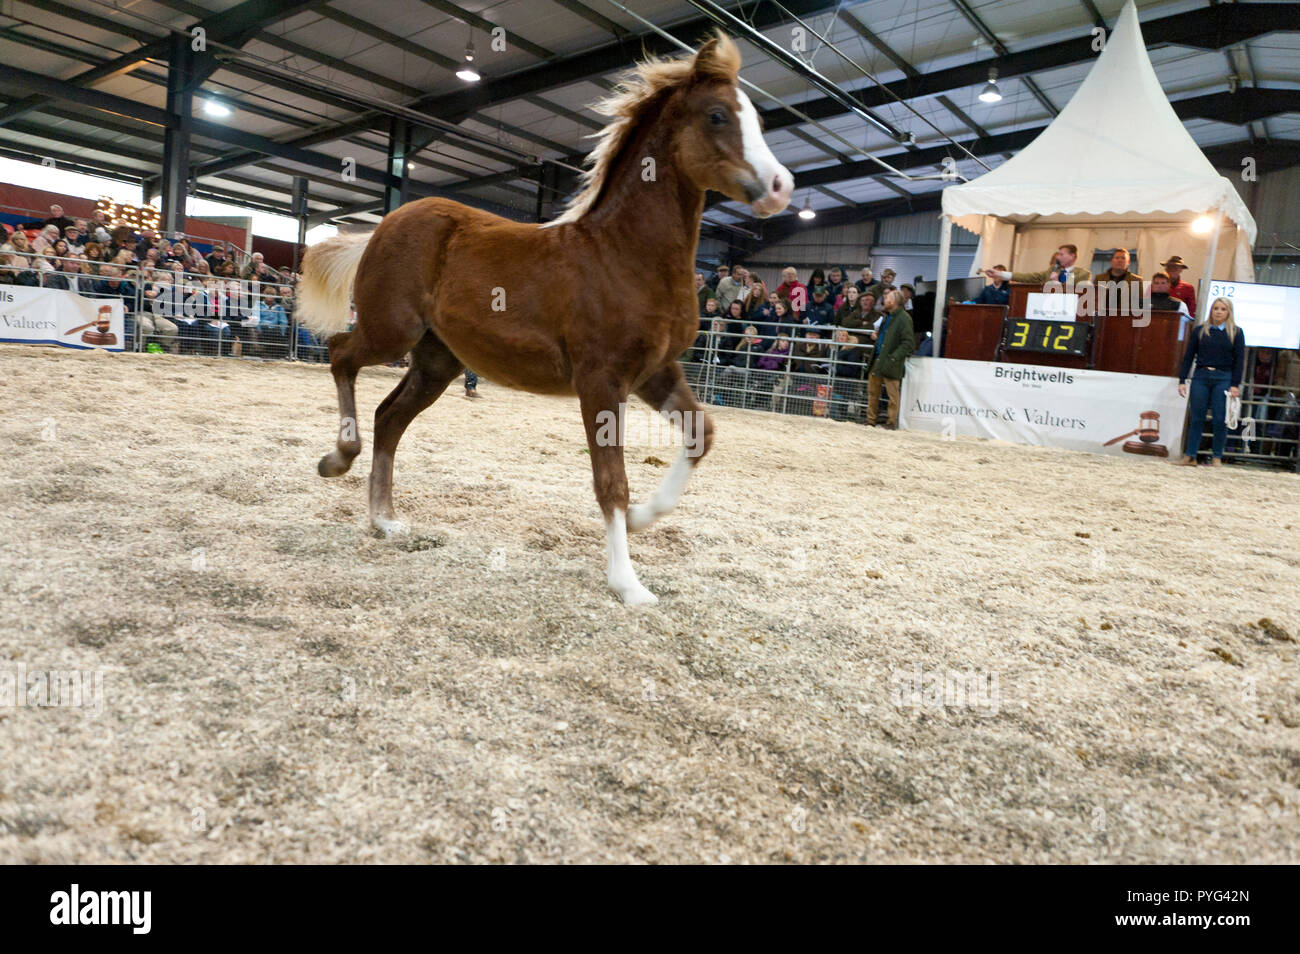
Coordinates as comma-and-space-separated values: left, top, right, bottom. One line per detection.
970, 266, 1010, 306
864, 290, 915, 429
803, 284, 835, 328
92, 266, 139, 348
824, 266, 845, 303
1176, 297, 1246, 467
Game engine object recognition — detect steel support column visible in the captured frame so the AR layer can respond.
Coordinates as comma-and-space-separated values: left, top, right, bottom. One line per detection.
384, 117, 412, 215
292, 175, 309, 272
161, 33, 196, 234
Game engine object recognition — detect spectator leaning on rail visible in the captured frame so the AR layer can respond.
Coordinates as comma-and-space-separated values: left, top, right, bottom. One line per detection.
1175, 297, 1246, 468
803, 284, 836, 329
864, 289, 915, 430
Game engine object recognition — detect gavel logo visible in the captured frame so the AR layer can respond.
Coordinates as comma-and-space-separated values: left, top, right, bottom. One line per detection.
1104, 410, 1168, 457
65, 304, 118, 346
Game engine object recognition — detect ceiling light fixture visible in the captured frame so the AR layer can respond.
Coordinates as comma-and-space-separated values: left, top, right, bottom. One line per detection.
456, 40, 480, 82
978, 67, 1003, 104
202, 100, 231, 117
798, 196, 816, 221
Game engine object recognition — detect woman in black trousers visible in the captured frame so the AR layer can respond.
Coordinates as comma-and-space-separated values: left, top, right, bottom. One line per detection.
1176, 297, 1246, 468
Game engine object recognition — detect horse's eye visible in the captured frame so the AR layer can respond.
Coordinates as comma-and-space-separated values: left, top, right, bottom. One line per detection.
709, 110, 728, 127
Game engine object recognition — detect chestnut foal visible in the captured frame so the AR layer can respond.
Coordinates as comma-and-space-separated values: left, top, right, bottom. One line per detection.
297, 33, 792, 604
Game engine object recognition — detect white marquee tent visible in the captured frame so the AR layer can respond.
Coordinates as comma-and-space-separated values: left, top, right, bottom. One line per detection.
932, 0, 1257, 351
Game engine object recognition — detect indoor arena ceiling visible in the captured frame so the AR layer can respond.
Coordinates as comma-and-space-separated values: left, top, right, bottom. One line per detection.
0, 0, 1296, 250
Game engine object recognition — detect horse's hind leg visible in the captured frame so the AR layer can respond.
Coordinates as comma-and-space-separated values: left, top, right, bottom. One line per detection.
627, 362, 714, 532
318, 330, 367, 477
369, 330, 463, 536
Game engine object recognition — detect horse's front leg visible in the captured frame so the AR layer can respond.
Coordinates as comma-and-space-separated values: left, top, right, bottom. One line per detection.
577, 381, 657, 606
627, 362, 714, 532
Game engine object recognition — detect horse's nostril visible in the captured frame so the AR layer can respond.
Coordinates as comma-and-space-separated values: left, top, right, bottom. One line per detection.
772, 175, 782, 195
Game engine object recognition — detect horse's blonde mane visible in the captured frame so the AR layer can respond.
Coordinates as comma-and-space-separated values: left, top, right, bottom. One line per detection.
543, 32, 741, 227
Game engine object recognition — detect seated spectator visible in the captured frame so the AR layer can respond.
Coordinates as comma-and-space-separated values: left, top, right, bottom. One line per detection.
87, 211, 112, 245
134, 228, 159, 262
855, 267, 874, 294
83, 242, 104, 272
43, 255, 90, 293
248, 289, 290, 356
63, 225, 85, 255
970, 266, 1010, 306
793, 329, 830, 375
0, 252, 36, 285
93, 266, 139, 346
32, 224, 61, 255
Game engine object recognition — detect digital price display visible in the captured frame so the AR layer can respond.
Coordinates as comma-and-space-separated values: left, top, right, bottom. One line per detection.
1002, 318, 1089, 357
1204, 281, 1300, 349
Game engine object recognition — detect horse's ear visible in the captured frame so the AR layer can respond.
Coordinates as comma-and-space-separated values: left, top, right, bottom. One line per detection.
692, 30, 741, 83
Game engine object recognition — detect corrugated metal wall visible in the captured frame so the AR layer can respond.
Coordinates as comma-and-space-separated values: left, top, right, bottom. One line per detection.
1243, 166, 1300, 288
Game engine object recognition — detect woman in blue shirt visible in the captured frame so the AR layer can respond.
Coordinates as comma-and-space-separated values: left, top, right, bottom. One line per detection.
1176, 298, 1246, 467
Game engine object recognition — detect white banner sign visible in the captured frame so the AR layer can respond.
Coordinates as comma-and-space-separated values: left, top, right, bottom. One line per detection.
900, 357, 1187, 459
0, 285, 126, 351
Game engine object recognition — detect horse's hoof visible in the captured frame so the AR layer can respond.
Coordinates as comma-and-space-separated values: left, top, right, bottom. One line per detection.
372, 516, 409, 537
617, 583, 659, 606
318, 451, 352, 477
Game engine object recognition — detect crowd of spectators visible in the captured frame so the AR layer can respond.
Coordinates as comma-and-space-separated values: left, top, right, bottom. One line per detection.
0, 204, 324, 360
692, 262, 917, 426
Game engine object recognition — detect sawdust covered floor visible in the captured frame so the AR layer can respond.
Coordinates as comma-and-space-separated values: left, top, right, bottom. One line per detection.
0, 343, 1296, 863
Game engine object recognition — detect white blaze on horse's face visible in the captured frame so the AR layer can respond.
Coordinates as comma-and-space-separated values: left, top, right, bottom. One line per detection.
734, 89, 793, 217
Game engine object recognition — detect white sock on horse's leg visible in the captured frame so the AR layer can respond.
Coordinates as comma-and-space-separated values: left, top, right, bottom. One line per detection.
605, 507, 657, 605
627, 448, 692, 532
369, 452, 409, 537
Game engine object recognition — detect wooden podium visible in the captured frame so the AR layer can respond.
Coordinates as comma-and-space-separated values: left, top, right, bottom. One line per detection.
944, 303, 1005, 361
945, 281, 1187, 375
1093, 311, 1186, 377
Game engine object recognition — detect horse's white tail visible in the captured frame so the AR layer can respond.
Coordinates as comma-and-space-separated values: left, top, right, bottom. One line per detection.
296, 232, 372, 336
